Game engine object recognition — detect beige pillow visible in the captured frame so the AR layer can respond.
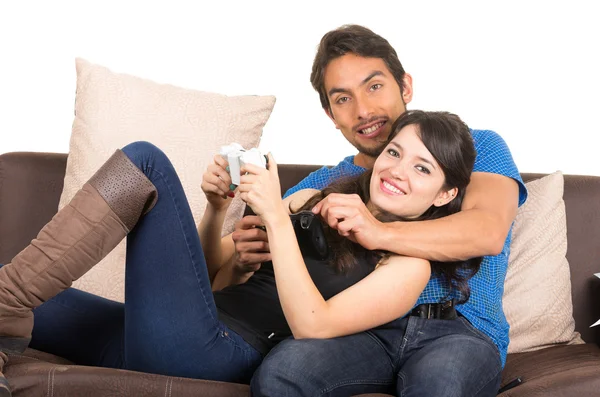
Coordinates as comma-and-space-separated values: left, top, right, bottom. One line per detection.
61, 58, 276, 302
504, 171, 584, 353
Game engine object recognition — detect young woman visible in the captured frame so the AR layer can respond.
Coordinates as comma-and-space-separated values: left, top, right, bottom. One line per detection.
0, 110, 477, 396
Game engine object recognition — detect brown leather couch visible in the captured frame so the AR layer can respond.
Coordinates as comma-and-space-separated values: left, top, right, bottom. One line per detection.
1, 151, 600, 396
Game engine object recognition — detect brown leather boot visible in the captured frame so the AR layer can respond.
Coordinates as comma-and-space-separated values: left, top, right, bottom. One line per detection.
0, 149, 157, 396
0, 351, 9, 397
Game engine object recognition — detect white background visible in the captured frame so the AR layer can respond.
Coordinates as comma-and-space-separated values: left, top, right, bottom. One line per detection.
1, 1, 598, 175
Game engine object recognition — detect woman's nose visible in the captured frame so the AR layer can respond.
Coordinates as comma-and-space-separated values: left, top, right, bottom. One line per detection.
390, 163, 407, 179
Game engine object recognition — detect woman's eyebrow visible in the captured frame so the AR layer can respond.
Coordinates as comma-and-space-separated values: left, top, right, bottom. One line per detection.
388, 141, 437, 170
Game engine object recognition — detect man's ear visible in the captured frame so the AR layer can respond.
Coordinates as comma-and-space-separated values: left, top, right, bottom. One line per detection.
433, 186, 458, 207
324, 107, 340, 130
401, 73, 414, 105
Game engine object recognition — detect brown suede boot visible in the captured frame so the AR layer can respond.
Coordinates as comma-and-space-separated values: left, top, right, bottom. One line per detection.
0, 149, 157, 396
0, 351, 9, 397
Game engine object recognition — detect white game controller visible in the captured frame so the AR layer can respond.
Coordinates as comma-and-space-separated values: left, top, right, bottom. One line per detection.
219, 143, 267, 185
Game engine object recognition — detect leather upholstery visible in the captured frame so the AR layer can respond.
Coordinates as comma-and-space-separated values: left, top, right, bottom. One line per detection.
2, 152, 600, 396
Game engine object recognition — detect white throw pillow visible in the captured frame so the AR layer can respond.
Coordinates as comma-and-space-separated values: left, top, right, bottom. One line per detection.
60, 58, 276, 302
504, 171, 584, 353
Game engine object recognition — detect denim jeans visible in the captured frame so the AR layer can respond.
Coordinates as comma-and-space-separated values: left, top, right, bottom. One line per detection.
24, 141, 262, 383
251, 315, 502, 397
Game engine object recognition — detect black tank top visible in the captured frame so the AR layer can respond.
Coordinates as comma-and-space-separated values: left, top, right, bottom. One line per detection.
213, 254, 375, 355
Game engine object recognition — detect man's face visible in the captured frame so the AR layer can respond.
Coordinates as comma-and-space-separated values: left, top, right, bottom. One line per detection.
323, 53, 413, 167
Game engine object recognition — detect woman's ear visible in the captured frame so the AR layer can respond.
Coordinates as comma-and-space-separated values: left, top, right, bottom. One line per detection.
433, 187, 459, 207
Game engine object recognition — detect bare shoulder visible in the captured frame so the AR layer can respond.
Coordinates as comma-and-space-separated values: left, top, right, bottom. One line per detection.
283, 189, 321, 213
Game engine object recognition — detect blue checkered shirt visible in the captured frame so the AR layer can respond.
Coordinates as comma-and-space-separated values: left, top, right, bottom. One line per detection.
283, 130, 528, 367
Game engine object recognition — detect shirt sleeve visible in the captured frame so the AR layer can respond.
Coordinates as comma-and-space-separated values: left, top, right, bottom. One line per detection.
283, 166, 332, 198
472, 129, 528, 207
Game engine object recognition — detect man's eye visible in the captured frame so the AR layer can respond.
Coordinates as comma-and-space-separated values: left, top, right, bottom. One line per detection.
416, 165, 430, 174
336, 96, 350, 104
370, 83, 382, 91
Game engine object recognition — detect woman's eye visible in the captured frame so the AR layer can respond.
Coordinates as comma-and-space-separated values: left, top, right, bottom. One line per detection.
415, 165, 431, 174
387, 148, 399, 157
370, 83, 382, 91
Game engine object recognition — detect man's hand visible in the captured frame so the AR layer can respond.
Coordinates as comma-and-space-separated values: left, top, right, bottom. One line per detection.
311, 193, 385, 251
231, 215, 272, 273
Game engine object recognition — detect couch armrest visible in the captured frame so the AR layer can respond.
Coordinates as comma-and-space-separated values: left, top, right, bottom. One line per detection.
0, 152, 67, 264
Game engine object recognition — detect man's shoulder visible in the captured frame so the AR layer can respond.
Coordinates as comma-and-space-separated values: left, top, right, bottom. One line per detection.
471, 128, 528, 206
331, 155, 357, 169
471, 129, 503, 145
470, 129, 512, 159
282, 155, 362, 198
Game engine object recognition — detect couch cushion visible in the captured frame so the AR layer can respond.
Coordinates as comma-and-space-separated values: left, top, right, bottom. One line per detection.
5, 349, 250, 397
0, 153, 66, 265
500, 344, 600, 396
60, 59, 275, 302
5, 349, 393, 397
504, 171, 583, 353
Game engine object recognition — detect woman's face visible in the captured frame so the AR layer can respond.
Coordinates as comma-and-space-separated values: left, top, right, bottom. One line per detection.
369, 124, 457, 219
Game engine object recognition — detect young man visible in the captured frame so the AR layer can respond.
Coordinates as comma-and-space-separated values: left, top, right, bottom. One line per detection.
216, 25, 527, 396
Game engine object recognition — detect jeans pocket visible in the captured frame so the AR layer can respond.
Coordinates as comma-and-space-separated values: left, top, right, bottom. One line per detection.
458, 317, 501, 361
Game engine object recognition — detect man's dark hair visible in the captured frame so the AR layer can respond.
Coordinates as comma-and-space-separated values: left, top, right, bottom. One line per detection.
296, 110, 480, 303
311, 24, 407, 113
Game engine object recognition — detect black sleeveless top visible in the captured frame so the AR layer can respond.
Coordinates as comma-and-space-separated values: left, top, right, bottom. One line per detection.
213, 254, 375, 355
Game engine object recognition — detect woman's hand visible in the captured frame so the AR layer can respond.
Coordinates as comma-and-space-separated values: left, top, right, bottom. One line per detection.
201, 154, 235, 211
238, 153, 288, 227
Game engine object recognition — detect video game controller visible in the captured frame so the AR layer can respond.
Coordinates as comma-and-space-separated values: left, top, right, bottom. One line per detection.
290, 210, 330, 260
219, 143, 268, 185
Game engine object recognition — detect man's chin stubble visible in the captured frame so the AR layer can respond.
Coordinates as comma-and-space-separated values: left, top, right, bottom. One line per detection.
357, 142, 387, 158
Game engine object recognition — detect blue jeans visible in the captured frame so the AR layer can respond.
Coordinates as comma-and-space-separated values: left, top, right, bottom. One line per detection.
251, 315, 502, 397
25, 141, 262, 383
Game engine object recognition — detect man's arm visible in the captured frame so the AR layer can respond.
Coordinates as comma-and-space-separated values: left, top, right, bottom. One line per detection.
211, 219, 268, 291
380, 172, 519, 261
314, 172, 519, 262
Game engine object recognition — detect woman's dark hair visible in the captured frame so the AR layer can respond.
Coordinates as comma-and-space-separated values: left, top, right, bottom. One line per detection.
294, 110, 481, 303
311, 24, 406, 113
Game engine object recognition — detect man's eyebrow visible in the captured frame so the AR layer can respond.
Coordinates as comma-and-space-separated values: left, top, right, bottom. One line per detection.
327, 71, 386, 98
360, 71, 385, 87
388, 141, 437, 170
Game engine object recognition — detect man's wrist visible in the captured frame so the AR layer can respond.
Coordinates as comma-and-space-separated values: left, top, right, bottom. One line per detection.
230, 265, 256, 284
379, 221, 404, 252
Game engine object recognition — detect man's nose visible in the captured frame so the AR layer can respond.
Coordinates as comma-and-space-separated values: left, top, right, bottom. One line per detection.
355, 92, 375, 119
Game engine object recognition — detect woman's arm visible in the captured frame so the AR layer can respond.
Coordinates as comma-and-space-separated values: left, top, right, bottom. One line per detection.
199, 154, 237, 283
238, 155, 430, 339
265, 214, 430, 339
198, 204, 231, 282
